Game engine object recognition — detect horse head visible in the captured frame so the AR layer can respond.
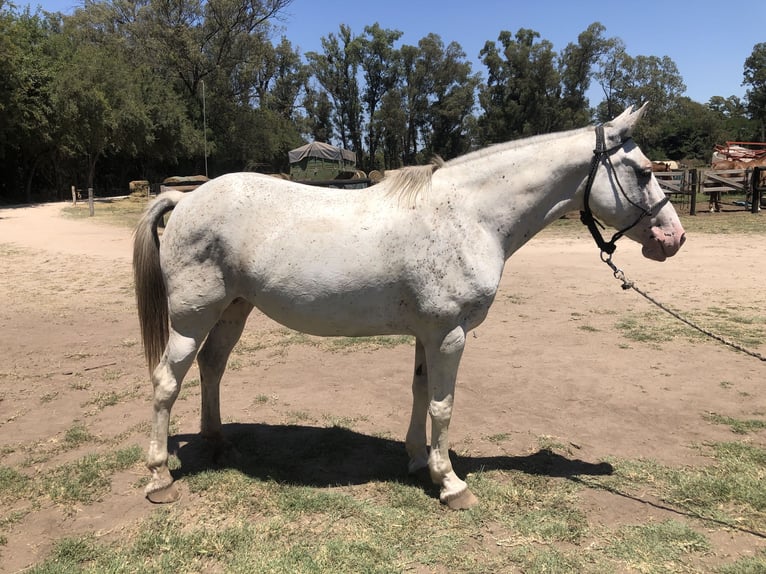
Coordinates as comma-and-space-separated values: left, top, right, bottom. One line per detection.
584, 104, 686, 262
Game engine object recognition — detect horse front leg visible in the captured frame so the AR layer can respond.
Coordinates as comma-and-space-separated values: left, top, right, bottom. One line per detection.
405, 338, 429, 475
424, 326, 478, 509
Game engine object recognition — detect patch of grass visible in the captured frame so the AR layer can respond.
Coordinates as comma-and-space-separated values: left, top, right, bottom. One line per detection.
0, 466, 32, 499
591, 441, 766, 532
21, 443, 764, 574
705, 412, 766, 434
577, 324, 599, 332
61, 198, 146, 229
327, 334, 415, 352
604, 520, 710, 565
63, 422, 93, 447
486, 432, 511, 443
321, 414, 368, 429
234, 328, 414, 356
716, 548, 766, 573
284, 410, 315, 424
615, 313, 689, 346
82, 388, 138, 412
68, 379, 91, 391
39, 445, 143, 505
39, 391, 59, 404
615, 305, 766, 350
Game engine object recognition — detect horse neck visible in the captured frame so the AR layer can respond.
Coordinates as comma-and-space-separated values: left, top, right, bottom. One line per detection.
436, 129, 593, 258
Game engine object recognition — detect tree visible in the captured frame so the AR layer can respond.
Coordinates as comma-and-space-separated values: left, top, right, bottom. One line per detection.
138, 0, 292, 99
595, 52, 685, 125
306, 25, 363, 155
357, 23, 402, 170
558, 22, 609, 128
649, 98, 720, 161
593, 36, 628, 119
478, 28, 562, 143
743, 43, 766, 141
398, 42, 429, 164
418, 34, 479, 159
0, 7, 58, 201
707, 96, 753, 142
303, 87, 333, 143
52, 20, 150, 194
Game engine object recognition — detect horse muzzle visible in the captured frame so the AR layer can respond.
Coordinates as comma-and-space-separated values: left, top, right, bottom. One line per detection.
642, 223, 686, 261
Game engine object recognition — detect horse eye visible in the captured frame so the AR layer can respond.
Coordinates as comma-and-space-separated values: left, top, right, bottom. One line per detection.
637, 167, 652, 179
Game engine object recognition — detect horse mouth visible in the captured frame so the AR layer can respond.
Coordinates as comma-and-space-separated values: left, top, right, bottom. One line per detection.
643, 227, 686, 261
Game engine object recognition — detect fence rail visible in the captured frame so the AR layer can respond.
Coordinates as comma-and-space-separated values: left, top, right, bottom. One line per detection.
656, 167, 766, 215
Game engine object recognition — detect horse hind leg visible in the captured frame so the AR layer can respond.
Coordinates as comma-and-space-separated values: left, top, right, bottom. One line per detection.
145, 298, 230, 503
198, 298, 253, 458
405, 338, 429, 477
145, 326, 205, 503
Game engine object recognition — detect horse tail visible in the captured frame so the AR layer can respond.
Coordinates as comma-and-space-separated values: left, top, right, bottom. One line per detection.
133, 190, 185, 371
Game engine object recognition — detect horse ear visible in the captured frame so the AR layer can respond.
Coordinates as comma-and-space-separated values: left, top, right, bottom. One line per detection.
608, 102, 649, 141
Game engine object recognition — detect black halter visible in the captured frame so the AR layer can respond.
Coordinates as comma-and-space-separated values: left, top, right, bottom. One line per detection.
579, 125, 667, 256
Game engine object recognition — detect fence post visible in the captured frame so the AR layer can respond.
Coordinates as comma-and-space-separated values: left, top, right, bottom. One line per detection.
88, 187, 94, 216
689, 168, 697, 216
752, 167, 762, 214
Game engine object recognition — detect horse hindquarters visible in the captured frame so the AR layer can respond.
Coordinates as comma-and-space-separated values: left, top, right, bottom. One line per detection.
134, 191, 236, 502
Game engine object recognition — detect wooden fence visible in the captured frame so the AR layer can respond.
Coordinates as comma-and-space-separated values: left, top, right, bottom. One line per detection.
656, 167, 766, 215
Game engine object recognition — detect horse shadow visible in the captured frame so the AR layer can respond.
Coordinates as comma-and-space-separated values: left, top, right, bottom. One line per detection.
167, 423, 613, 499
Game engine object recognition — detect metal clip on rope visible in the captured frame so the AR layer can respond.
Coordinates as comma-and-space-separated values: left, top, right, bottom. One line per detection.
600, 251, 632, 290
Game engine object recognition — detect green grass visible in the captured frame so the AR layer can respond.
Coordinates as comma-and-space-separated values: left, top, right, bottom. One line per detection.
604, 519, 710, 564
60, 197, 146, 228
615, 305, 766, 350
233, 328, 414, 357
38, 446, 143, 506
705, 412, 766, 434
6, 429, 764, 573
588, 441, 766, 532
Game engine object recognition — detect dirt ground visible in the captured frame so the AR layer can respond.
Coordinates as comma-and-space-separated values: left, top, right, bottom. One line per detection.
1, 201, 765, 571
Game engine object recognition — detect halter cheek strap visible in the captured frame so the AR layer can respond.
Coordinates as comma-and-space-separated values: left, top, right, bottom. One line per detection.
579, 125, 667, 256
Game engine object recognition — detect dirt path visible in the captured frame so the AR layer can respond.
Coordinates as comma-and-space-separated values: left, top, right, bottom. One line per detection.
0, 202, 132, 259
1, 201, 764, 570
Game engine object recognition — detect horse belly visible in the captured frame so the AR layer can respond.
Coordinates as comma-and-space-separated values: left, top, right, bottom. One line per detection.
247, 284, 412, 337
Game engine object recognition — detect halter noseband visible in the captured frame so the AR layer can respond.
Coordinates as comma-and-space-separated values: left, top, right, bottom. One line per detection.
579, 125, 668, 256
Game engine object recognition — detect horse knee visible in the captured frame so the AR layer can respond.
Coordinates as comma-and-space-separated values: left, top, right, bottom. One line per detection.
428, 396, 454, 422
151, 366, 181, 404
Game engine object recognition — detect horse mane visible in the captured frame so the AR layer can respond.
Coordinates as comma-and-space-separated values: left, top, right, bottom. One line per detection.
445, 126, 593, 168
382, 125, 595, 206
384, 156, 445, 206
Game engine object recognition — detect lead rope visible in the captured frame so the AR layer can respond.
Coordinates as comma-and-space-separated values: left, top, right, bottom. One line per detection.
601, 252, 766, 362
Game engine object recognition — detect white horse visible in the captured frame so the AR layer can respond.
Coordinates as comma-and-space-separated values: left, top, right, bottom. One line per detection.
133, 105, 685, 508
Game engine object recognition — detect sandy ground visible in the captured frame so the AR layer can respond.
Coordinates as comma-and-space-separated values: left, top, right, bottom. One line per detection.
0, 201, 765, 570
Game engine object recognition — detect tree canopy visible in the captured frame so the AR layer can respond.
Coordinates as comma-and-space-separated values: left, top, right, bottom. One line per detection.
0, 0, 763, 202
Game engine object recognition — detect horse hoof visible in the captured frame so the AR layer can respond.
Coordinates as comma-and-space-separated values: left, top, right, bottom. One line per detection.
444, 488, 478, 510
146, 482, 181, 504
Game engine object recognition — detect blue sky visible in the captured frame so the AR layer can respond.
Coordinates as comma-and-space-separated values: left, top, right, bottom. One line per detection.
20, 0, 766, 105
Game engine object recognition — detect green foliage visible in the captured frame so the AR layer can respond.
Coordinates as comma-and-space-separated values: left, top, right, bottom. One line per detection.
743, 42, 766, 140
479, 28, 563, 142
1, 4, 765, 202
